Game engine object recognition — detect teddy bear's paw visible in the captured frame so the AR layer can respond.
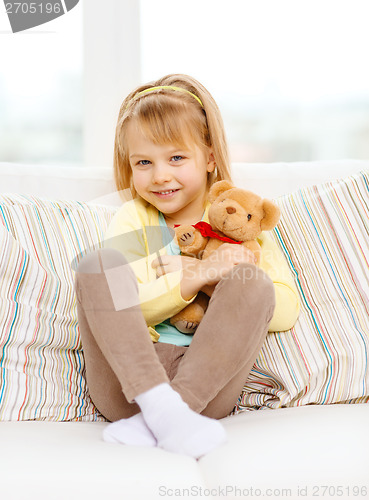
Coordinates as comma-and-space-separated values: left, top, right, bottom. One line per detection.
173, 320, 199, 334
177, 230, 195, 247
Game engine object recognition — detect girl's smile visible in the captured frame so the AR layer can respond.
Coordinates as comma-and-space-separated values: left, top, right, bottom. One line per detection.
126, 120, 216, 226
152, 188, 180, 199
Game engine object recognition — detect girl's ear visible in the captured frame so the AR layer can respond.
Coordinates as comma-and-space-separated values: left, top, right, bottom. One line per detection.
206, 150, 216, 173
208, 180, 234, 203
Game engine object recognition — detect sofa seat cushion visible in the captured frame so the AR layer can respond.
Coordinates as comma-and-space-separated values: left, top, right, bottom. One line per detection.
0, 420, 206, 500
200, 403, 369, 496
0, 403, 368, 499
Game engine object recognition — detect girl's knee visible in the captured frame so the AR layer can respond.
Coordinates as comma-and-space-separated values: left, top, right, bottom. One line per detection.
75, 248, 129, 274
222, 262, 275, 307
74, 248, 139, 310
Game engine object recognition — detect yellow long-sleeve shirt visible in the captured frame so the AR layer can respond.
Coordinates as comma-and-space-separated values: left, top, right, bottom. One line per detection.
104, 197, 300, 342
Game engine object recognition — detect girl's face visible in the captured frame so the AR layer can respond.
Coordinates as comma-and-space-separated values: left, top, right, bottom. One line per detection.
126, 120, 216, 227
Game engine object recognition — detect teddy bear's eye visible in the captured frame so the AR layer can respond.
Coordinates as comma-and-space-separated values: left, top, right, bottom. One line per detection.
247, 214, 252, 221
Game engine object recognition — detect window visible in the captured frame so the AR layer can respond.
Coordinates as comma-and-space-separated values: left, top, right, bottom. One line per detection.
140, 0, 369, 162
0, 3, 82, 164
2, 1, 368, 167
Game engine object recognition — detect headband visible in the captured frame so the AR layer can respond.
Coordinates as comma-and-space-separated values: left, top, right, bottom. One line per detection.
130, 85, 204, 108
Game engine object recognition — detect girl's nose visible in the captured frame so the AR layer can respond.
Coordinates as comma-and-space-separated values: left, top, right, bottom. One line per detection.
152, 163, 171, 184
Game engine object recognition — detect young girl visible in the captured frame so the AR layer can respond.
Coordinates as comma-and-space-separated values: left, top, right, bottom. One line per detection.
74, 74, 300, 459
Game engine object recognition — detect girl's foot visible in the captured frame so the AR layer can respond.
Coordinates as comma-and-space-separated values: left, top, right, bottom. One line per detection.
103, 412, 157, 447
135, 383, 227, 459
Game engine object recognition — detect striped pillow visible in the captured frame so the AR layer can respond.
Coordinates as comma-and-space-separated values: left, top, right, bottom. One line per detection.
236, 170, 369, 411
0, 194, 116, 421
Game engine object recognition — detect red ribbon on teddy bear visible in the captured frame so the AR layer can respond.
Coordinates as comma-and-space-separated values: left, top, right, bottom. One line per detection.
174, 221, 242, 244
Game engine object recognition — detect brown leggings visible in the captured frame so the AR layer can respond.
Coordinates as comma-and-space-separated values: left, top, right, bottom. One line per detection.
75, 248, 275, 422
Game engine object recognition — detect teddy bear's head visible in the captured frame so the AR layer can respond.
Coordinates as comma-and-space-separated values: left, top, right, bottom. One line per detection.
207, 180, 280, 242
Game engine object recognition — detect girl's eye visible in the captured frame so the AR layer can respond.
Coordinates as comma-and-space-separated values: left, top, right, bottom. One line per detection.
171, 155, 184, 162
137, 160, 151, 166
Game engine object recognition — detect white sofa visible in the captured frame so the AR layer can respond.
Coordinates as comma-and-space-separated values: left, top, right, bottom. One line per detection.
1, 160, 368, 500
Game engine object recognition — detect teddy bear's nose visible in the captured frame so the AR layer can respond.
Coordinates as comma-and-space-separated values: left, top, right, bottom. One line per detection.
226, 206, 236, 214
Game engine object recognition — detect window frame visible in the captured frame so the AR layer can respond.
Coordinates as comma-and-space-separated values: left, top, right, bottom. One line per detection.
82, 0, 142, 168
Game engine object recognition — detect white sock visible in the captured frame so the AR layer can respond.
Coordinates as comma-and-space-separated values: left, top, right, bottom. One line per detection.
103, 412, 157, 447
135, 383, 227, 459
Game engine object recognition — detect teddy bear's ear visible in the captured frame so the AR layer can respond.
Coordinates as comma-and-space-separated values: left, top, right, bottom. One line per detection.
260, 199, 281, 230
208, 180, 234, 203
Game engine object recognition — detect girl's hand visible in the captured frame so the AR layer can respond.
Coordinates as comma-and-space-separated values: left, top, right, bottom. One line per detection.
200, 243, 257, 283
151, 255, 197, 277
201, 283, 217, 297
152, 245, 256, 300
152, 254, 203, 301
212, 243, 257, 264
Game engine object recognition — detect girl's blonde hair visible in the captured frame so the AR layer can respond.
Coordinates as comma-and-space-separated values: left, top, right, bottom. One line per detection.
113, 74, 232, 197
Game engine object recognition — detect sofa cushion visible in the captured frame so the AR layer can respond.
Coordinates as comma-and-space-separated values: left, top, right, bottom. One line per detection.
237, 170, 369, 411
0, 194, 116, 421
1, 404, 368, 499
200, 403, 369, 492
231, 159, 369, 198
0, 420, 207, 500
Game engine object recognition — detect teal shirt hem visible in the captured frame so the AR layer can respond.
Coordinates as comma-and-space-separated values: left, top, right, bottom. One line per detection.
155, 212, 194, 347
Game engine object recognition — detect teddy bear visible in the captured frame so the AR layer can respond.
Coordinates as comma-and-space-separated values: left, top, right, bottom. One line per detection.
169, 180, 281, 334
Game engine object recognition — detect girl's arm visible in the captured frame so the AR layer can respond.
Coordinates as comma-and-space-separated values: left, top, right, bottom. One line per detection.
153, 244, 258, 300
258, 232, 300, 332
103, 200, 202, 326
